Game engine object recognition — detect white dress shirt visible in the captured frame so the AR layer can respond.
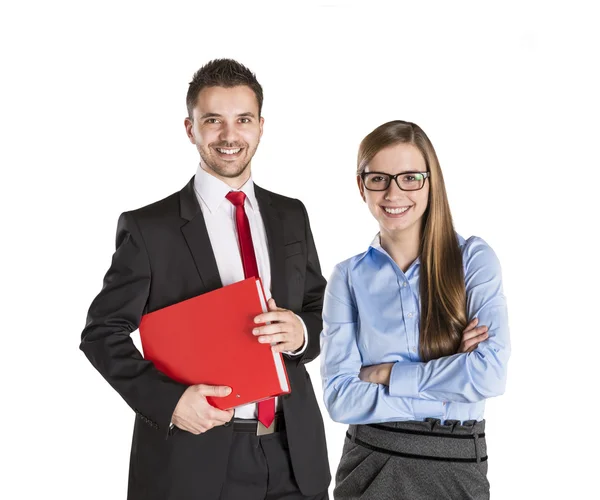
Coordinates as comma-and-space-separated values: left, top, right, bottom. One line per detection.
193, 164, 307, 419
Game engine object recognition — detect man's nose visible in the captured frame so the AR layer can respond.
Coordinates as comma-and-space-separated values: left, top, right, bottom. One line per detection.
219, 122, 238, 144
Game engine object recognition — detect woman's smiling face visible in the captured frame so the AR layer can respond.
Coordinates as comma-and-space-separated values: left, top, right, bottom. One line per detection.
358, 143, 430, 236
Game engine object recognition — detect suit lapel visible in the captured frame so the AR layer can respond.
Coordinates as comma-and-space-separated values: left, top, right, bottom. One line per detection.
254, 184, 288, 306
179, 177, 223, 293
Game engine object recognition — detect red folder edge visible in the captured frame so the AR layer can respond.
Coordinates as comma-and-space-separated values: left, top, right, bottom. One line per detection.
246, 277, 291, 401
206, 278, 292, 409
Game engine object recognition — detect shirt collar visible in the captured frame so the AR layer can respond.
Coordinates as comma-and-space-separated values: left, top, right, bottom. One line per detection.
352, 233, 380, 268
354, 232, 422, 272
354, 231, 467, 270
370, 233, 382, 249
193, 164, 258, 214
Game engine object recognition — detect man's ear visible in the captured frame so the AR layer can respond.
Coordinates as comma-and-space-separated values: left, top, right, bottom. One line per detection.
184, 117, 194, 143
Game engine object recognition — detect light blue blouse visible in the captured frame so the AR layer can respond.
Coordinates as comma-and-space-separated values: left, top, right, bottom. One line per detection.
320, 234, 510, 425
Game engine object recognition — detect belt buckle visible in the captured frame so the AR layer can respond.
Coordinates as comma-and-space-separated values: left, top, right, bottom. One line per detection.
256, 417, 276, 436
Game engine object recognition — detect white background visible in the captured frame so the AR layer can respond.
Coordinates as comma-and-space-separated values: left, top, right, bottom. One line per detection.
2, 1, 599, 498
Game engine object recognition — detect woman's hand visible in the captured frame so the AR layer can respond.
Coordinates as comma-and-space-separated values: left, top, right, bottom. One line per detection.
359, 363, 395, 386
458, 318, 489, 353
358, 319, 488, 386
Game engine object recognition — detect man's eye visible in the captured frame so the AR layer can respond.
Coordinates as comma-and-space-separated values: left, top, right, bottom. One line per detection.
240, 118, 251, 123
372, 176, 386, 183
206, 118, 219, 124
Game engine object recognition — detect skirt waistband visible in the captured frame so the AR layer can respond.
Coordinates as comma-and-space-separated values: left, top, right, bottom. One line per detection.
347, 419, 487, 463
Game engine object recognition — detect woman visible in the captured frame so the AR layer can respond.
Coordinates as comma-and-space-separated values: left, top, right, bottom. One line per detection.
320, 120, 510, 499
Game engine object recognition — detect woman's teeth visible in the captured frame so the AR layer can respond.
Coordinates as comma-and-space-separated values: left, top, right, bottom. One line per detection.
384, 207, 410, 215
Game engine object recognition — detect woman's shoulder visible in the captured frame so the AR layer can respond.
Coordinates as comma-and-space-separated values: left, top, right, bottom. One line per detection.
458, 234, 502, 275
330, 251, 368, 278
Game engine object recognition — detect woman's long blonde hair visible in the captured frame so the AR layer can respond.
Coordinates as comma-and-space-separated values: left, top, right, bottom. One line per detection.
357, 120, 467, 361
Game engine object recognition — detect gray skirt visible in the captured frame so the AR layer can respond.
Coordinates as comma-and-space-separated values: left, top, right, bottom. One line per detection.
334, 419, 490, 500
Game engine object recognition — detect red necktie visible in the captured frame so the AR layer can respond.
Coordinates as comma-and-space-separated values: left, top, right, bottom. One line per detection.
225, 191, 275, 429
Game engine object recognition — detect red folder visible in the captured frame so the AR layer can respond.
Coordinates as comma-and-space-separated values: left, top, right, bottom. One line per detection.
139, 278, 290, 410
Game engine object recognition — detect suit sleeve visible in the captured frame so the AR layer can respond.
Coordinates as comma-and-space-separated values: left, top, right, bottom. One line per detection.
294, 200, 327, 364
80, 212, 187, 436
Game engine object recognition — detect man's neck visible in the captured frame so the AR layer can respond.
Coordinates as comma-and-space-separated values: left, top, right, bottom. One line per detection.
200, 163, 252, 190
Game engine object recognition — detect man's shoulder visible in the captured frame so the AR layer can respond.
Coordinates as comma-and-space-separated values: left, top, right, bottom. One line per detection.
123, 178, 194, 224
254, 184, 305, 214
126, 191, 180, 221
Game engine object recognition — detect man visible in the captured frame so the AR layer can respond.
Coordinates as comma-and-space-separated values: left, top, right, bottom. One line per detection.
80, 59, 330, 500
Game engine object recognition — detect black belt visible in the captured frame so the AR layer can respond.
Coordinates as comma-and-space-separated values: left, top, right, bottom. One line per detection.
231, 415, 286, 434
347, 421, 488, 463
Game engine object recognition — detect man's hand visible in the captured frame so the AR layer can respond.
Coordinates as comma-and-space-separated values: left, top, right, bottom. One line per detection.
253, 298, 305, 353
359, 363, 395, 386
171, 384, 234, 435
458, 318, 489, 353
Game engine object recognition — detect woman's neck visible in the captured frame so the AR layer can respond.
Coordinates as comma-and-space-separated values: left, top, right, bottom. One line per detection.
379, 225, 422, 273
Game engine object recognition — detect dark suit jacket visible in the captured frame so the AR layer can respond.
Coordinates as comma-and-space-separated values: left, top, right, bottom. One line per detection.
80, 177, 331, 499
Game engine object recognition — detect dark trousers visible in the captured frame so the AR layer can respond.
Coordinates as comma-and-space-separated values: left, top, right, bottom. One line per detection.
219, 429, 329, 500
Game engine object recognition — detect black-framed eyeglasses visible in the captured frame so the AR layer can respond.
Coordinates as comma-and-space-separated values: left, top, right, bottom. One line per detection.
360, 171, 430, 191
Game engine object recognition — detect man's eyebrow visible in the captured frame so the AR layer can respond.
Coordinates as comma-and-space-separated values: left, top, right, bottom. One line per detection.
199, 112, 257, 119
200, 112, 222, 119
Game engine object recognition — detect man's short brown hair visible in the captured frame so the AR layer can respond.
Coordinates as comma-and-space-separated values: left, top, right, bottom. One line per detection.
186, 59, 264, 119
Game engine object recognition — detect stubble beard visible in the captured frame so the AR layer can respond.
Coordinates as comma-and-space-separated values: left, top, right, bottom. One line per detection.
199, 142, 259, 180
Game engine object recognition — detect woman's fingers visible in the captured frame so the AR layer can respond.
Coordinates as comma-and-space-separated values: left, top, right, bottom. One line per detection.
459, 321, 489, 353
461, 318, 479, 336
459, 331, 489, 353
462, 325, 488, 340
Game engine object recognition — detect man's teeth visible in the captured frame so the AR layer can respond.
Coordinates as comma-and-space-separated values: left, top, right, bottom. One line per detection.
384, 207, 410, 214
217, 148, 241, 155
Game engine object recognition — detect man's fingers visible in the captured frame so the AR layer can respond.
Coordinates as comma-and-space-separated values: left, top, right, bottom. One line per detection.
255, 310, 290, 324
173, 418, 206, 435
253, 323, 288, 336
192, 425, 208, 435
267, 298, 281, 311
271, 341, 297, 353
209, 407, 235, 423
258, 333, 287, 345
196, 384, 232, 398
